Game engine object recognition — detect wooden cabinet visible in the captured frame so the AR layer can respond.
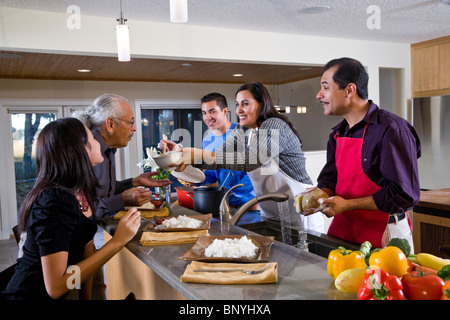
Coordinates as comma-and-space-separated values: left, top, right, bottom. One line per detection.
103, 231, 186, 300
411, 36, 450, 98
440, 42, 450, 92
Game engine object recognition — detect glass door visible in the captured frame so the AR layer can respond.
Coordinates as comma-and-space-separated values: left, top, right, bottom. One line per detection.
0, 104, 89, 239
11, 112, 57, 217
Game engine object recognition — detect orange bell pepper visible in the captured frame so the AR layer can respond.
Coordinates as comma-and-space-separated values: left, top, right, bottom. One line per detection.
327, 246, 367, 280
369, 246, 409, 277
442, 280, 450, 300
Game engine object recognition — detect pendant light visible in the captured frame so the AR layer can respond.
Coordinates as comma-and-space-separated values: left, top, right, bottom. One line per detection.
116, 0, 130, 62
170, 0, 188, 23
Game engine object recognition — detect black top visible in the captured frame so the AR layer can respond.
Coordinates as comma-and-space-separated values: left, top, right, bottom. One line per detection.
2, 188, 97, 300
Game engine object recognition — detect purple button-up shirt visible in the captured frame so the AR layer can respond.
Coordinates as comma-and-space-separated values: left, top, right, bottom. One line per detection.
317, 101, 421, 214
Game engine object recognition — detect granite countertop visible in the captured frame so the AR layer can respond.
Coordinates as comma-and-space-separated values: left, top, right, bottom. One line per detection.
99, 204, 352, 300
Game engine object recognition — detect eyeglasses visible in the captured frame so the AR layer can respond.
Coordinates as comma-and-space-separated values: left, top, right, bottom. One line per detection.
113, 117, 135, 127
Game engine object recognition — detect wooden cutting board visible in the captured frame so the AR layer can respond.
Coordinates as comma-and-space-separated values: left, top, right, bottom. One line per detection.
113, 207, 170, 219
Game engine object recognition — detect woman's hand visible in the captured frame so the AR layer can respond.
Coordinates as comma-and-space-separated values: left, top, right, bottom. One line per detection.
159, 139, 181, 152
113, 207, 141, 246
172, 148, 216, 172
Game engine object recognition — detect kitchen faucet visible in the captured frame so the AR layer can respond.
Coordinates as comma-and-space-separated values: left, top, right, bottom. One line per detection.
219, 183, 289, 225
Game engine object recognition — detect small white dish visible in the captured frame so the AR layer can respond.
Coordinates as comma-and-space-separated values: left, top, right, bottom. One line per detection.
152, 151, 182, 171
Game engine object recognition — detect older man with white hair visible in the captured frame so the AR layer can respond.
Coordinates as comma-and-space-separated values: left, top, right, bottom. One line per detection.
74, 93, 171, 220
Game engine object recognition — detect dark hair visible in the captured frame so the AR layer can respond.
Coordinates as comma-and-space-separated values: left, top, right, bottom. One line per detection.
235, 82, 302, 143
323, 57, 369, 100
18, 117, 100, 233
201, 92, 228, 110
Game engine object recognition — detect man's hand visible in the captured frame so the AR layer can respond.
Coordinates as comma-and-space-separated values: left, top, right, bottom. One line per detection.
121, 187, 152, 206
132, 171, 172, 188
320, 195, 378, 218
319, 196, 348, 218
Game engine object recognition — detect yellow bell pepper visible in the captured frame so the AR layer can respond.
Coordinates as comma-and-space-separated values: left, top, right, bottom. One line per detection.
327, 246, 367, 280
368, 246, 408, 277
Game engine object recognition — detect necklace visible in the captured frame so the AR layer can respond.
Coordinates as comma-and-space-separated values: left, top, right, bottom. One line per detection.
76, 190, 89, 212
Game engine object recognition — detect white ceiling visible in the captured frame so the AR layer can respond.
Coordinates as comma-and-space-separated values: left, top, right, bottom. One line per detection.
2, 0, 450, 44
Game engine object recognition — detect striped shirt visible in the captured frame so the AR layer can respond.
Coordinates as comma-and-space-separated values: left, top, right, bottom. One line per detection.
198, 117, 312, 184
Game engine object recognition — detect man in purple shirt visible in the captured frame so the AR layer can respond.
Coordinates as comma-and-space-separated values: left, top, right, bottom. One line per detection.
315, 57, 421, 250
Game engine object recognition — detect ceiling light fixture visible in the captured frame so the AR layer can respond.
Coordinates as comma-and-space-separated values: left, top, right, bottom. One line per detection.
300, 6, 331, 14
170, 0, 188, 23
77, 69, 91, 73
233, 73, 243, 77
116, 0, 130, 62
297, 106, 308, 114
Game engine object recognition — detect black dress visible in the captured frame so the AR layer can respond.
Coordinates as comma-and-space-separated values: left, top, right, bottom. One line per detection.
2, 187, 97, 300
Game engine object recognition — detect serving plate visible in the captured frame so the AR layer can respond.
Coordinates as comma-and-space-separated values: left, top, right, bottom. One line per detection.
171, 165, 206, 184
144, 214, 212, 232
179, 235, 274, 262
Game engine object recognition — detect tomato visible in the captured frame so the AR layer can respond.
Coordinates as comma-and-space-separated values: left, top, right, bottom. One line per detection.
402, 271, 445, 300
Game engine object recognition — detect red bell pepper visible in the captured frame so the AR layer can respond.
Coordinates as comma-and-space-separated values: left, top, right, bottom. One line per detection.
357, 269, 405, 300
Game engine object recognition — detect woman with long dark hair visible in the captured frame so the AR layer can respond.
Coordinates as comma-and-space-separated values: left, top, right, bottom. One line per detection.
163, 82, 323, 231
3, 118, 140, 300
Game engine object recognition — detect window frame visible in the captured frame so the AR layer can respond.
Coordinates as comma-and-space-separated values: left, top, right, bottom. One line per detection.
0, 99, 90, 239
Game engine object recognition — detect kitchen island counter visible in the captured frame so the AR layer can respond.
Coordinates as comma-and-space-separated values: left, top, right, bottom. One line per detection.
412, 188, 450, 257
99, 204, 350, 300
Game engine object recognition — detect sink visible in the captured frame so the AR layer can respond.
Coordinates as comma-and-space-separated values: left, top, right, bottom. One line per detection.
239, 219, 361, 259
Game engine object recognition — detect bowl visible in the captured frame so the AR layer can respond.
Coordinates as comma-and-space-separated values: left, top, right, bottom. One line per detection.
152, 151, 182, 171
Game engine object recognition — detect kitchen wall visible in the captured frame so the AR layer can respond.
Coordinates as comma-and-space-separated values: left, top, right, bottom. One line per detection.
0, 6, 413, 237
0, 6, 412, 115
0, 77, 330, 176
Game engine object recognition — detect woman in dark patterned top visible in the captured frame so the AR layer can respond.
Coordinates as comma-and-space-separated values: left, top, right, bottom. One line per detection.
3, 118, 141, 300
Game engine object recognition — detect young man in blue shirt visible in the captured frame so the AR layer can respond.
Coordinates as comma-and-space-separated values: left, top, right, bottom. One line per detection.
200, 92, 259, 223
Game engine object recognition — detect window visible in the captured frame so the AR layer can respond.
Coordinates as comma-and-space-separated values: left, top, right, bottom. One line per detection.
0, 102, 89, 239
137, 101, 207, 189
141, 108, 207, 151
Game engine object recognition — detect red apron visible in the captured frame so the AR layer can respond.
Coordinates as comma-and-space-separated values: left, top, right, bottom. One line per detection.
327, 123, 389, 248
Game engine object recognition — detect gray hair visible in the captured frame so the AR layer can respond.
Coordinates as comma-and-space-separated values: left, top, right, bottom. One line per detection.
73, 93, 129, 130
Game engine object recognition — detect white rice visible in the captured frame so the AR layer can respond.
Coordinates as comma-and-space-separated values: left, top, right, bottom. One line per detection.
157, 215, 202, 229
204, 236, 258, 258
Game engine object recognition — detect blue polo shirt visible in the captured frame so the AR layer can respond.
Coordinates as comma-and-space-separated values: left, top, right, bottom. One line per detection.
202, 123, 256, 206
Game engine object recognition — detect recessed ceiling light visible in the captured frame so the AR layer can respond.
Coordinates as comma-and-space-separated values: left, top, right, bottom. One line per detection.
182, 63, 192, 67
300, 6, 331, 14
233, 73, 243, 77
77, 69, 91, 73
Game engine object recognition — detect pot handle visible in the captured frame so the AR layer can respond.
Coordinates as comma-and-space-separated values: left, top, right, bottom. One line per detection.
186, 192, 194, 200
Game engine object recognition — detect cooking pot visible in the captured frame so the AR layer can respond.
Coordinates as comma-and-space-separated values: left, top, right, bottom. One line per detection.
189, 187, 229, 217
175, 186, 195, 209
